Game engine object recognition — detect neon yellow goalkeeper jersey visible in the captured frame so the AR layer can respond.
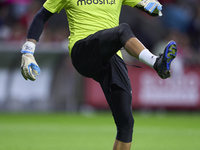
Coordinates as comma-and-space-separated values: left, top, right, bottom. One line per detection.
43, 0, 141, 56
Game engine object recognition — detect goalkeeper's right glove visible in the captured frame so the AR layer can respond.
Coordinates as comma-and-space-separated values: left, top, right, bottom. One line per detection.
21, 41, 41, 81
137, 0, 163, 16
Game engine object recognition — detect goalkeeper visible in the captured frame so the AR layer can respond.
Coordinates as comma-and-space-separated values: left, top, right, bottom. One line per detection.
21, 0, 177, 150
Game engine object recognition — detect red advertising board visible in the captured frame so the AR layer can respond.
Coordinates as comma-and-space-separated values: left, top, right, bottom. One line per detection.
84, 65, 200, 110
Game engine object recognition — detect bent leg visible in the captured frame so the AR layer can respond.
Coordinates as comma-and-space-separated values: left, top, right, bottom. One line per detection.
124, 37, 146, 59
124, 37, 158, 67
99, 23, 157, 68
99, 23, 135, 63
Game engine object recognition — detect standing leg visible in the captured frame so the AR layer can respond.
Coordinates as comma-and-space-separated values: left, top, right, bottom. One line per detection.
113, 140, 132, 150
108, 84, 134, 150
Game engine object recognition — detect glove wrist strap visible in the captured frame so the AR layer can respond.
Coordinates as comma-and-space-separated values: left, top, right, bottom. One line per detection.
21, 41, 36, 54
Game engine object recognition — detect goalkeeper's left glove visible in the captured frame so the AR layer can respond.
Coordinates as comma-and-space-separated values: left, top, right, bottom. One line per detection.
137, 0, 163, 16
21, 41, 41, 81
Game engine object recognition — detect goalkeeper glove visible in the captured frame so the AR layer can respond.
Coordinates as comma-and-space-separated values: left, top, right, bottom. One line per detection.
137, 0, 163, 16
21, 41, 41, 81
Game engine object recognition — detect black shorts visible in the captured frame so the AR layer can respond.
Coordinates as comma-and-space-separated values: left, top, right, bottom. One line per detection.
71, 30, 103, 78
71, 25, 134, 142
71, 30, 132, 97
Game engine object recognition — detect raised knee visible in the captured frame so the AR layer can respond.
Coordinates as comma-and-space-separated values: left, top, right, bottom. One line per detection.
118, 23, 131, 35
118, 23, 135, 46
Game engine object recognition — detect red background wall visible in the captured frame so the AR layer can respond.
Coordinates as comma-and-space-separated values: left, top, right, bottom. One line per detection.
84, 65, 200, 110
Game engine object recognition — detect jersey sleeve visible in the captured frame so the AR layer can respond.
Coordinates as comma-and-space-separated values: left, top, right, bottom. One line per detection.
122, 0, 141, 7
43, 0, 67, 13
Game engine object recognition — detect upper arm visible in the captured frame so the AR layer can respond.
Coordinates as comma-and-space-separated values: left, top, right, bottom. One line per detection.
43, 0, 67, 13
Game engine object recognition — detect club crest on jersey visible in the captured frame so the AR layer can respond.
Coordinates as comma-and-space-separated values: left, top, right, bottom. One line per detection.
77, 0, 116, 6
